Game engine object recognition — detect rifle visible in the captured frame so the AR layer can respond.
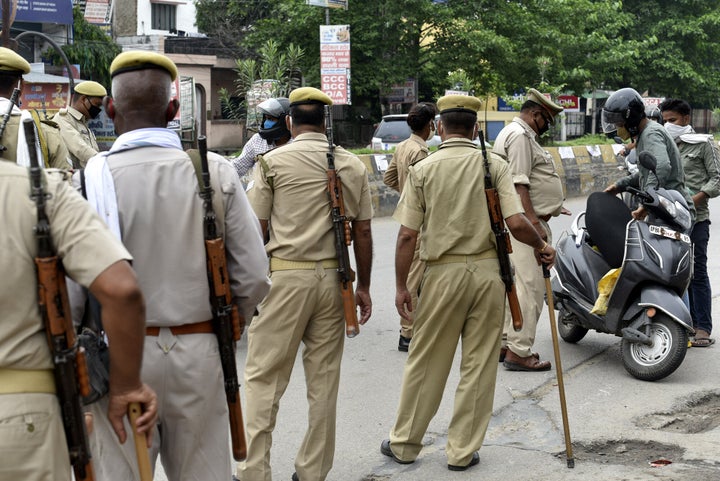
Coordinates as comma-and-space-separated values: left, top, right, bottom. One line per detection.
479, 129, 523, 332
26, 118, 95, 480
196, 136, 247, 461
0, 83, 20, 151
325, 105, 359, 338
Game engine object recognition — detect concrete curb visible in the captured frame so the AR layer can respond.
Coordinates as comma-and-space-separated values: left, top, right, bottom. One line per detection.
359, 145, 628, 218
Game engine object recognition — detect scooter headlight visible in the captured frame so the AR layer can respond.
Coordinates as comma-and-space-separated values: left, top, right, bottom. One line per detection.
658, 195, 676, 217
673, 200, 692, 231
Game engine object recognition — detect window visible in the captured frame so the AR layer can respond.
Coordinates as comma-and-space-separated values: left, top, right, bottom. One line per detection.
151, 3, 176, 31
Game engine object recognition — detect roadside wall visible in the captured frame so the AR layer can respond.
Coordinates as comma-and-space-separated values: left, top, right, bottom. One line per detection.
359, 144, 628, 218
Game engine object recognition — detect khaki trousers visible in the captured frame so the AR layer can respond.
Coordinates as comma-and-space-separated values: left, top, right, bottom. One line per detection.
238, 266, 345, 481
0, 393, 71, 481
400, 240, 425, 338
389, 258, 505, 466
503, 220, 552, 357
89, 332, 230, 481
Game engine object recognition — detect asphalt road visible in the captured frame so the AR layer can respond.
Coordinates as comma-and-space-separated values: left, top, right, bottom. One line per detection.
154, 195, 720, 481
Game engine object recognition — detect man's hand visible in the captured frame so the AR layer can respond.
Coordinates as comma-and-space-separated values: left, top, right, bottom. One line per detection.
604, 184, 620, 195
356, 287, 372, 325
107, 383, 158, 446
560, 207, 572, 216
631, 205, 647, 220
395, 286, 413, 322
534, 243, 556, 268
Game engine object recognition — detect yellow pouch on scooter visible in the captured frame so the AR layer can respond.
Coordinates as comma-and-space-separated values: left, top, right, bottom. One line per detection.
591, 268, 622, 315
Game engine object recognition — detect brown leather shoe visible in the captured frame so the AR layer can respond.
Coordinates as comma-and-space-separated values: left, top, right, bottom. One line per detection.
499, 347, 539, 363
503, 349, 551, 371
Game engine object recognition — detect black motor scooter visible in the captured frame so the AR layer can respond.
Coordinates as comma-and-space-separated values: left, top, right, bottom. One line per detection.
551, 152, 693, 381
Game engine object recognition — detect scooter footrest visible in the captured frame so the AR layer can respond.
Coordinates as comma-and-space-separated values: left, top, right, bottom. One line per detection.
621, 327, 652, 345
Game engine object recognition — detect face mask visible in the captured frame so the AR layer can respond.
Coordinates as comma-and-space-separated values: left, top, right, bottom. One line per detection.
425, 123, 435, 141
263, 119, 277, 129
616, 125, 631, 141
86, 100, 102, 119
664, 122, 692, 140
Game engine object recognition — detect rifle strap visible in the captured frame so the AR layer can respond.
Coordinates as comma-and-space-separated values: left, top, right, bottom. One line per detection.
186, 148, 226, 237
29, 109, 50, 167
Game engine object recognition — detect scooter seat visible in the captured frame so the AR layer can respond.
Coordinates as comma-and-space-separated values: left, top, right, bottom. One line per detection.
586, 192, 632, 269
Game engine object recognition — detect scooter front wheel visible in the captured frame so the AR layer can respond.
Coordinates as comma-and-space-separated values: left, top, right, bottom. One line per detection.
621, 314, 688, 381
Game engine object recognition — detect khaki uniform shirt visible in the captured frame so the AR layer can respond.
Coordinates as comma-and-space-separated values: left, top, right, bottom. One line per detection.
493, 118, 564, 217
394, 138, 523, 261
383, 133, 429, 193
248, 132, 373, 260
0, 106, 71, 169
101, 145, 270, 323
0, 162, 130, 370
52, 107, 99, 169
678, 135, 720, 222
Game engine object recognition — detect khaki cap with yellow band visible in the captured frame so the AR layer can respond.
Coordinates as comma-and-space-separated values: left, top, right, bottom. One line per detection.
110, 51, 178, 81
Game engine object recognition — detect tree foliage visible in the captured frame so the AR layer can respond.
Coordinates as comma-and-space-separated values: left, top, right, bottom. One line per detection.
197, 0, 720, 115
44, 7, 121, 88
219, 40, 304, 122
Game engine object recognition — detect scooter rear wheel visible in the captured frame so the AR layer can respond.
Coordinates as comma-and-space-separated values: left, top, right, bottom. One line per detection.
621, 314, 688, 381
558, 310, 588, 343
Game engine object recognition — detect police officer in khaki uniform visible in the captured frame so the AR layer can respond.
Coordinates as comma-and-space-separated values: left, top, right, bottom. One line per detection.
383, 102, 436, 351
52, 80, 106, 169
381, 95, 555, 471
493, 88, 567, 371
240, 87, 373, 481
0, 161, 157, 481
84, 51, 269, 481
0, 47, 70, 169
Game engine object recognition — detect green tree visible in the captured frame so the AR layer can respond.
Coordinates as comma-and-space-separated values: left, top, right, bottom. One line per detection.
44, 7, 121, 87
219, 40, 304, 124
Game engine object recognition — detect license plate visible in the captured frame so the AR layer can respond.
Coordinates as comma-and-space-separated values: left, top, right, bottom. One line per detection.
649, 224, 690, 243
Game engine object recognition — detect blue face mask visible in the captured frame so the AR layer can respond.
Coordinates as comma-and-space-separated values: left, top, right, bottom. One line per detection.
263, 119, 278, 129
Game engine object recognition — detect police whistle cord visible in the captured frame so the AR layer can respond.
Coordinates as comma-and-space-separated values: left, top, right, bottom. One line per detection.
542, 263, 575, 468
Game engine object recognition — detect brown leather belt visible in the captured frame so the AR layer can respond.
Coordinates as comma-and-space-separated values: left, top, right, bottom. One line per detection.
146, 320, 214, 336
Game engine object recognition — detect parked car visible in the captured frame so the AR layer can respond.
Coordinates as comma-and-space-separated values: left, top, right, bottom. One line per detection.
370, 114, 485, 151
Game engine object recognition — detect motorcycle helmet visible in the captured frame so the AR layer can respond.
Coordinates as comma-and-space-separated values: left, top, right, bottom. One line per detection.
601, 88, 646, 137
258, 97, 291, 141
645, 106, 663, 124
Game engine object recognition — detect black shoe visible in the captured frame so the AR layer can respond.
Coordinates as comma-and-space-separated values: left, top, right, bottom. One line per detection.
448, 451, 480, 471
291, 473, 299, 481
381, 439, 414, 464
233, 477, 240, 481
398, 335, 411, 352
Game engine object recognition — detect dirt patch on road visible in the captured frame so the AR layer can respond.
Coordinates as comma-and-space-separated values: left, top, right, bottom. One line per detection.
570, 439, 684, 466
635, 389, 720, 434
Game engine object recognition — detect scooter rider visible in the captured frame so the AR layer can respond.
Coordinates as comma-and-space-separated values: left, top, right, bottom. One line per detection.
602, 88, 695, 222
232, 97, 292, 178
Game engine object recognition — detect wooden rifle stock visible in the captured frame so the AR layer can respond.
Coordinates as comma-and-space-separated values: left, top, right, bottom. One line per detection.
325, 105, 360, 338
195, 136, 247, 461
479, 130, 523, 332
26, 118, 95, 480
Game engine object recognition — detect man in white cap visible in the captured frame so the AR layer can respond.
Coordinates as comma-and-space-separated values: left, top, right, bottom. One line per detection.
52, 80, 107, 168
493, 88, 568, 371
382, 94, 555, 472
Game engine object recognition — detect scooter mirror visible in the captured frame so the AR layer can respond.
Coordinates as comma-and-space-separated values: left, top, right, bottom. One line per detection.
613, 136, 623, 144
638, 151, 657, 173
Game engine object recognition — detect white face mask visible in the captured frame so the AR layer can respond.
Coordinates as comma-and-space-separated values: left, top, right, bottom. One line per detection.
425, 123, 435, 141
664, 122, 692, 140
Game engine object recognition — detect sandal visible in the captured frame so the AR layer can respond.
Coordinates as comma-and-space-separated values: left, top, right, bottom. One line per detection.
691, 330, 715, 348
691, 337, 715, 347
